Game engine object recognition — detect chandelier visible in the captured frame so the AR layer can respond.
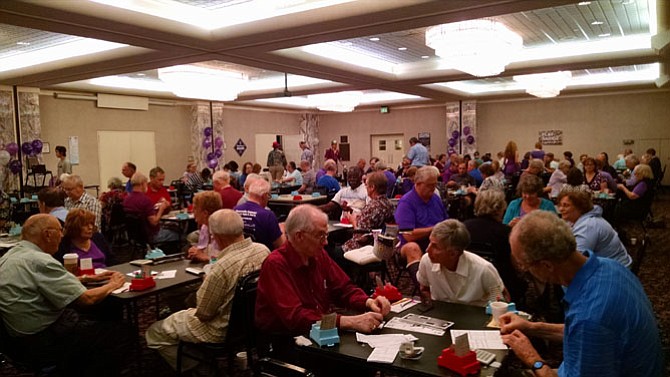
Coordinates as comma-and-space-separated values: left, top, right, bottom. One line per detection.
513, 71, 573, 98
307, 91, 363, 112
426, 19, 523, 77
158, 65, 247, 101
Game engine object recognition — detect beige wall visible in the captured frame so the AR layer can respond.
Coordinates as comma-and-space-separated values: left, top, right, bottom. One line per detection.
39, 95, 191, 186
319, 105, 447, 166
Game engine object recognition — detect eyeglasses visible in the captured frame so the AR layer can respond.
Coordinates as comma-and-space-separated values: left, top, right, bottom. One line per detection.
303, 231, 328, 242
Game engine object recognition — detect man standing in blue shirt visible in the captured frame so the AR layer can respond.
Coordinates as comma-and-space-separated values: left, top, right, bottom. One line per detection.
500, 211, 663, 377
407, 137, 429, 167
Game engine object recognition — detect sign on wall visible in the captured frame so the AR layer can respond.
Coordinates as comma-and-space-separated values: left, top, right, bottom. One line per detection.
539, 130, 563, 145
235, 138, 247, 156
418, 132, 431, 151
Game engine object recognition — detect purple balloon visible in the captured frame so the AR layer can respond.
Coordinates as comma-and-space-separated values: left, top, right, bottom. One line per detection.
214, 149, 223, 158
451, 130, 459, 139
9, 159, 22, 174
214, 136, 223, 149
31, 139, 43, 154
6, 142, 19, 156
448, 148, 456, 155
448, 138, 457, 147
203, 127, 213, 137
206, 152, 216, 161
202, 138, 212, 149
466, 135, 475, 145
207, 158, 218, 169
21, 142, 32, 155
463, 126, 471, 136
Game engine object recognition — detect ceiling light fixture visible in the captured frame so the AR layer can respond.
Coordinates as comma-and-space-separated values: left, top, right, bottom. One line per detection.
398, 47, 407, 51
370, 37, 380, 41
513, 71, 572, 98
307, 91, 363, 112
157, 65, 247, 101
426, 19, 523, 77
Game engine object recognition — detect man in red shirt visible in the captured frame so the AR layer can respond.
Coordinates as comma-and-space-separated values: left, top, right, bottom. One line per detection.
213, 170, 242, 209
146, 167, 171, 207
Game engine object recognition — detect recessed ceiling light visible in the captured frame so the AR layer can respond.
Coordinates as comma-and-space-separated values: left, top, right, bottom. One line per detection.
136, 73, 146, 77
578, 1, 591, 5
16, 42, 30, 46
369, 37, 380, 41
421, 55, 430, 59
599, 33, 611, 37
398, 47, 407, 51
591, 21, 604, 25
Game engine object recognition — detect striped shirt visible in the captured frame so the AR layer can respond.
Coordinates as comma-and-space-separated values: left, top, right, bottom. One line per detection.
185, 238, 269, 343
64, 192, 102, 229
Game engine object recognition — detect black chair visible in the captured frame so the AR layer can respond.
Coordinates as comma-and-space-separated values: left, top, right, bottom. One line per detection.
0, 317, 58, 376
630, 235, 649, 276
176, 270, 261, 376
103, 202, 129, 246
467, 242, 497, 264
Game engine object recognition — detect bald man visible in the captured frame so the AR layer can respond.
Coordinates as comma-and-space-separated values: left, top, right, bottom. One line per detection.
0, 214, 131, 376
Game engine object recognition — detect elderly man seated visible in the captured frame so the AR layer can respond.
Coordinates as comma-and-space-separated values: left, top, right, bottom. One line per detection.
146, 166, 172, 206
500, 211, 662, 377
417, 219, 508, 307
62, 174, 102, 229
123, 172, 179, 243
316, 159, 340, 195
37, 187, 68, 224
146, 209, 269, 372
234, 179, 285, 251
395, 166, 448, 289
255, 205, 390, 375
213, 170, 242, 209
0, 214, 131, 376
298, 160, 316, 194
319, 166, 368, 218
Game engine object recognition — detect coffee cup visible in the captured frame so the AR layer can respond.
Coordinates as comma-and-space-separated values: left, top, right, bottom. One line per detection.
63, 253, 79, 275
491, 301, 509, 326
235, 351, 248, 370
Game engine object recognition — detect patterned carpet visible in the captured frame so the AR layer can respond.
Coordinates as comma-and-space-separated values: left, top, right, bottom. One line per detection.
2, 191, 669, 376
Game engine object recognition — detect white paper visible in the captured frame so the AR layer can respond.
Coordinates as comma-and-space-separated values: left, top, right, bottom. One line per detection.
94, 268, 108, 275
450, 330, 507, 350
356, 333, 417, 349
367, 346, 398, 364
390, 299, 420, 313
112, 282, 131, 295
155, 270, 177, 279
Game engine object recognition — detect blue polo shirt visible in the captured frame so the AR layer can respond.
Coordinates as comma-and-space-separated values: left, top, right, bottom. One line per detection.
394, 189, 447, 246
559, 251, 663, 377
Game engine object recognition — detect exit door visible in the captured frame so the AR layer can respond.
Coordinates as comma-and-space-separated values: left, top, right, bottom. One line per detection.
371, 134, 405, 168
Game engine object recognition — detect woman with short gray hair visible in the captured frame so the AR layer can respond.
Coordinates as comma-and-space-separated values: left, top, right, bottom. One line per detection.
503, 174, 557, 227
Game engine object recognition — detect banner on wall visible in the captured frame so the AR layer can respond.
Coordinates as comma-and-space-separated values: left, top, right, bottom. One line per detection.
539, 130, 563, 145
446, 102, 460, 155
68, 136, 79, 165
418, 132, 431, 151
461, 100, 477, 156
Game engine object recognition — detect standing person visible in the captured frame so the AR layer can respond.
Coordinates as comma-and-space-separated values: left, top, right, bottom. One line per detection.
0, 214, 131, 377
500, 211, 663, 377
121, 162, 137, 193
267, 141, 287, 182
55, 145, 72, 178
299, 141, 314, 167
324, 140, 340, 167
503, 141, 520, 176
407, 137, 429, 167
530, 141, 545, 160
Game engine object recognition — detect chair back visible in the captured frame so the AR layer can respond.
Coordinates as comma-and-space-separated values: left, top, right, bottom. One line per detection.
225, 270, 261, 368
467, 242, 497, 264
124, 213, 150, 248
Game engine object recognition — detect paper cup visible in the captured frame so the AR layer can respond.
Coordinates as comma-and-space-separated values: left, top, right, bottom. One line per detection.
491, 302, 509, 326
63, 253, 79, 275
235, 351, 248, 370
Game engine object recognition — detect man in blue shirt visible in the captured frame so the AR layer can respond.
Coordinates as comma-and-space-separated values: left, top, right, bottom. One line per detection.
499, 211, 662, 377
395, 166, 448, 288
407, 137, 429, 167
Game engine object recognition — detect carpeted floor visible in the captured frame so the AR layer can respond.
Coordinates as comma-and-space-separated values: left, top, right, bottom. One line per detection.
2, 191, 669, 376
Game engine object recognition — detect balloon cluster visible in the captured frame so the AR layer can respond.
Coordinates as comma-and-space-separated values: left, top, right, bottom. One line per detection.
0, 139, 42, 174
202, 127, 223, 169
447, 127, 476, 152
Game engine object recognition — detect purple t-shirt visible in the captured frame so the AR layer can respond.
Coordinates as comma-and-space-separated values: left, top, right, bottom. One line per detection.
70, 241, 106, 268
530, 150, 545, 160
394, 189, 448, 246
234, 201, 282, 252
632, 180, 648, 197
123, 191, 158, 237
384, 170, 396, 197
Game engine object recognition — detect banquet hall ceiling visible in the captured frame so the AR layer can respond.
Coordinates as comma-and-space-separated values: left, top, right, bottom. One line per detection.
0, 0, 668, 109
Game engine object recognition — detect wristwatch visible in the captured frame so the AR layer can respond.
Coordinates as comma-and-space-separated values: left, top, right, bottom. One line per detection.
531, 360, 546, 371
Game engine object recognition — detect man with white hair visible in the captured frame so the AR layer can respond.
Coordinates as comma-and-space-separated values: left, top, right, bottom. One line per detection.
417, 219, 507, 307
62, 174, 102, 229
236, 173, 261, 206
234, 179, 285, 251
298, 160, 316, 194
146, 209, 269, 372
256, 204, 390, 340
213, 170, 242, 209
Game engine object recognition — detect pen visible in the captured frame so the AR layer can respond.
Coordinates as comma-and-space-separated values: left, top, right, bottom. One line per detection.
401, 299, 414, 308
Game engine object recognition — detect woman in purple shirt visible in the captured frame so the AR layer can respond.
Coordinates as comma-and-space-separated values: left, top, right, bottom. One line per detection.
57, 208, 114, 268
615, 164, 655, 220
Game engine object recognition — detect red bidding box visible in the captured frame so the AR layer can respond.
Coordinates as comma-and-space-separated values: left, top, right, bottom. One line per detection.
130, 277, 156, 291
372, 284, 403, 302
437, 347, 480, 376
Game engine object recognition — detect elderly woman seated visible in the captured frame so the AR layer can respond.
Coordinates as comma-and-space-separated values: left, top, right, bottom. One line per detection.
583, 157, 608, 192
503, 174, 556, 227
545, 160, 571, 198
557, 188, 632, 268
56, 208, 115, 268
615, 164, 655, 221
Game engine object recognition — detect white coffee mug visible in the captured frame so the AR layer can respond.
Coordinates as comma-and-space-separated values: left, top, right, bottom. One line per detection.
63, 253, 79, 274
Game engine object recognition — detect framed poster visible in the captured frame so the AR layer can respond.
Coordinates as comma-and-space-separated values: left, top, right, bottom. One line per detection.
539, 130, 563, 145
42, 142, 50, 154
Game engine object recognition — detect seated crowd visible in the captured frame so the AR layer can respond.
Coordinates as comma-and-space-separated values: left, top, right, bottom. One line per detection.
0, 139, 663, 377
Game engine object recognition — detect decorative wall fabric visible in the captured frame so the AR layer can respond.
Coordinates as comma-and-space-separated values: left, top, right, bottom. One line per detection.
299, 113, 319, 169
445, 101, 477, 156
191, 102, 224, 172
0, 90, 15, 192
446, 102, 460, 156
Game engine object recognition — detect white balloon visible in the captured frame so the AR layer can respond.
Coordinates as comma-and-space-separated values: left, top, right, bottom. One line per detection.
0, 150, 10, 166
